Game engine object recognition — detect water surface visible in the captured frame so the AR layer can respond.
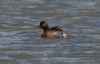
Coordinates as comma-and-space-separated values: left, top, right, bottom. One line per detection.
0, 0, 100, 64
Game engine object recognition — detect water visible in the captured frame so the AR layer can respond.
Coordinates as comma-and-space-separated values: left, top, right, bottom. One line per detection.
0, 0, 100, 64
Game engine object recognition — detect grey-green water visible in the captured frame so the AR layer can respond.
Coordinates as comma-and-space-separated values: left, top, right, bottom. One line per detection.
0, 0, 100, 64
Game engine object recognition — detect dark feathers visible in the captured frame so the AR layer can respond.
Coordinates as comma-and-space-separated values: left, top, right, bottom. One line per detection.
50, 25, 62, 31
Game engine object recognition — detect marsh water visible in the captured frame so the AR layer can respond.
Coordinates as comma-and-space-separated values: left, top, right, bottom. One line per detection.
0, 0, 100, 64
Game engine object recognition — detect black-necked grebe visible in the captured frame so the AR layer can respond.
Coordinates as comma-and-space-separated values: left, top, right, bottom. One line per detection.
39, 20, 68, 38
